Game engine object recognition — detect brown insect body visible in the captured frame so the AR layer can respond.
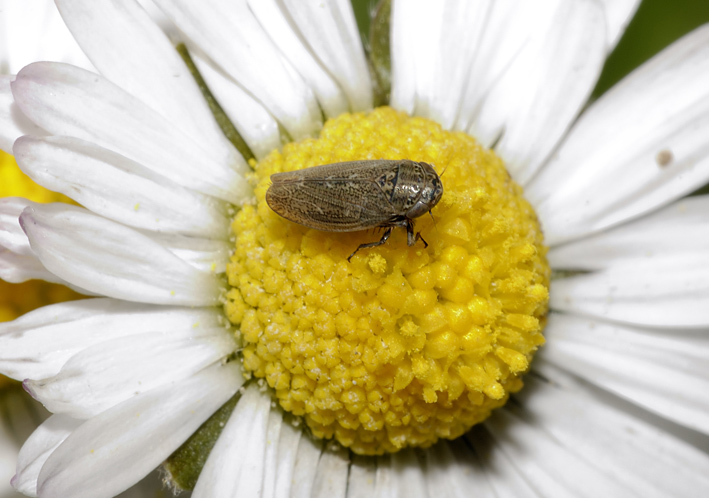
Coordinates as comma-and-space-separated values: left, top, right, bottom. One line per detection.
266, 159, 444, 260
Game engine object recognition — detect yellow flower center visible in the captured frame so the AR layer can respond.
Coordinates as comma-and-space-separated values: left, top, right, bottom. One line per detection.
224, 107, 549, 455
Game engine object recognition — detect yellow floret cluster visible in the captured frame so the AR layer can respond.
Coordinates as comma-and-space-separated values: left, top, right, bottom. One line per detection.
224, 107, 549, 455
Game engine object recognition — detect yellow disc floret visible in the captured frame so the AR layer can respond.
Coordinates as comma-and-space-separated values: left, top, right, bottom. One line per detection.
224, 107, 549, 455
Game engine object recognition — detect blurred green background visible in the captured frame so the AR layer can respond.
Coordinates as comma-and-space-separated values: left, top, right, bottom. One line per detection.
350, 0, 709, 98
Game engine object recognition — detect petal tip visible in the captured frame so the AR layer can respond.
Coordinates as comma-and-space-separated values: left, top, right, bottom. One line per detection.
18, 208, 36, 235
22, 378, 38, 399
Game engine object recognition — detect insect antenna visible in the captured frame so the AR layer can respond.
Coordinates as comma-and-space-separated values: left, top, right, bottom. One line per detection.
428, 210, 439, 235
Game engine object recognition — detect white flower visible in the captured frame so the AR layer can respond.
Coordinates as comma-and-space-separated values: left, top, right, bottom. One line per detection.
1, 1, 709, 497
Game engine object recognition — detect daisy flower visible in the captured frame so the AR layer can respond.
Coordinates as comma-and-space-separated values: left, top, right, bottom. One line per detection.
1, 0, 709, 497
0, 2, 169, 496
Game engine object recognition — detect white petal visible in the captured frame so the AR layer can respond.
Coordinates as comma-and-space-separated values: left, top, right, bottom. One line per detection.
37, 360, 243, 498
350, 452, 430, 498
549, 196, 709, 271
390, 0, 492, 128
0, 75, 44, 154
233, 407, 305, 498
190, 50, 281, 161
311, 445, 349, 498
0, 197, 71, 285
11, 62, 249, 203
154, 0, 322, 140
388, 1, 415, 116
12, 415, 81, 498
260, 408, 283, 498
143, 231, 232, 274
113, 471, 165, 498
470, 0, 606, 185
369, 455, 395, 497
279, 0, 372, 113
463, 429, 541, 498
372, 455, 395, 496
482, 409, 633, 496
346, 455, 376, 498
391, 0, 609, 184
20, 203, 223, 306
26, 326, 236, 419
596, 0, 641, 49
0, 197, 35, 256
268, 420, 302, 498
550, 253, 709, 328
290, 432, 324, 497
421, 440, 495, 498
1, 386, 49, 498
539, 314, 709, 435
388, 450, 427, 497
0, 298, 223, 381
519, 366, 709, 496
55, 0, 240, 169
0, 411, 20, 497
528, 25, 709, 245
0, 249, 58, 285
192, 384, 271, 498
447, 0, 518, 130
14, 135, 231, 239
0, 1, 92, 74
247, 0, 349, 119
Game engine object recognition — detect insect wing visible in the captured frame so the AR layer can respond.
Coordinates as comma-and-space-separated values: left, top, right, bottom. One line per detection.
267, 161, 401, 232
269, 160, 400, 183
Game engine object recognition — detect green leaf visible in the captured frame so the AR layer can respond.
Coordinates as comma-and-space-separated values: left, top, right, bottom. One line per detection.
368, 0, 392, 107
163, 392, 240, 491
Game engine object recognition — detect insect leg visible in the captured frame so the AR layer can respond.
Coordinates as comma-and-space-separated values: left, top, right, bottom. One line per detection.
348, 227, 393, 261
406, 219, 428, 248
406, 220, 415, 246
415, 231, 428, 248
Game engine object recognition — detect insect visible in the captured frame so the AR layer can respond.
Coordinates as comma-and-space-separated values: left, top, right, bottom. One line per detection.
266, 159, 444, 261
